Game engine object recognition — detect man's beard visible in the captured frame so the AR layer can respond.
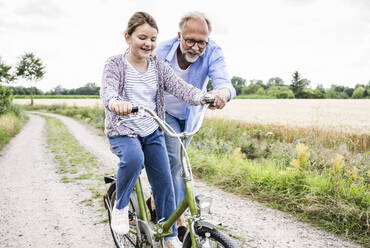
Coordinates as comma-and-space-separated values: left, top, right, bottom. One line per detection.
179, 42, 204, 63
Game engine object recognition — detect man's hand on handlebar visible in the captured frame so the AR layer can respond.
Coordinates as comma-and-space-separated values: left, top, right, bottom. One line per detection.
206, 89, 230, 110
110, 100, 134, 116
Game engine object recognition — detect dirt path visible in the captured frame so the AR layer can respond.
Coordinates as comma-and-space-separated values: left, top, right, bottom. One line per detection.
0, 114, 113, 248
0, 112, 362, 247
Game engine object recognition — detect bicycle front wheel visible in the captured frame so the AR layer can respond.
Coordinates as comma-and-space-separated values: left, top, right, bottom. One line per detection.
182, 226, 236, 248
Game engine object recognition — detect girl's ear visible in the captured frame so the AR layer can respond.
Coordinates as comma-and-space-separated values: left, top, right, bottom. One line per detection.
124, 32, 130, 44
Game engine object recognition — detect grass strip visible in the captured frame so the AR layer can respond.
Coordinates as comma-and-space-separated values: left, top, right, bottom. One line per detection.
39, 114, 115, 213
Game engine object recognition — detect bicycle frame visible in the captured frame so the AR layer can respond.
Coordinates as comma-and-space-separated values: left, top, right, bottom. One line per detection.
122, 104, 212, 247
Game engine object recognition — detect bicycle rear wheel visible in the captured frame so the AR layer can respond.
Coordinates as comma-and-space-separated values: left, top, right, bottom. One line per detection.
108, 191, 140, 248
182, 226, 236, 248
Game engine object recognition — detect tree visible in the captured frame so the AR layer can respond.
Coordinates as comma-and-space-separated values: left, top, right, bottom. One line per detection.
206, 79, 213, 91
267, 77, 284, 88
267, 85, 294, 99
15, 53, 45, 105
250, 79, 267, 89
326, 89, 349, 99
290, 71, 310, 98
352, 86, 365, 99
242, 83, 262, 95
75, 82, 100, 95
231, 76, 246, 95
255, 88, 265, 95
51, 84, 66, 95
311, 89, 325, 99
0, 58, 16, 114
343, 87, 354, 98
0, 85, 13, 114
0, 58, 16, 83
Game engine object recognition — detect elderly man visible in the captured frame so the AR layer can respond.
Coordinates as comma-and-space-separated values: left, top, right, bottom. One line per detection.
154, 11, 236, 241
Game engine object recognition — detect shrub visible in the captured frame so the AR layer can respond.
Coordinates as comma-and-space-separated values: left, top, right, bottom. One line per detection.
267, 86, 294, 99
255, 88, 265, 95
0, 85, 13, 114
241, 83, 262, 95
352, 87, 365, 99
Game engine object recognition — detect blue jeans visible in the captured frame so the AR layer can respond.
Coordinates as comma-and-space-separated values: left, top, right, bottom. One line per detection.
108, 128, 177, 238
164, 113, 190, 207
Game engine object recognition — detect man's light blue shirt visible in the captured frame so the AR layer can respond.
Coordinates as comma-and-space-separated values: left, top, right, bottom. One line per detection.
155, 37, 236, 132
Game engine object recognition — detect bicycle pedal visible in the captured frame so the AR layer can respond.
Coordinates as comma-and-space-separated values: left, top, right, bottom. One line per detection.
128, 212, 134, 221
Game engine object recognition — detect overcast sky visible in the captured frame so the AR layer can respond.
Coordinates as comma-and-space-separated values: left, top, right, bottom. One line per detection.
1, 0, 370, 91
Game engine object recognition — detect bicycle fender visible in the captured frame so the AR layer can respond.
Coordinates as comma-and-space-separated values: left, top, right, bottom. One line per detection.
194, 220, 215, 230
137, 219, 155, 246
183, 220, 216, 244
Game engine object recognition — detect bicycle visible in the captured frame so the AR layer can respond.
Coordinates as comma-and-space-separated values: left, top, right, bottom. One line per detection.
103, 95, 236, 248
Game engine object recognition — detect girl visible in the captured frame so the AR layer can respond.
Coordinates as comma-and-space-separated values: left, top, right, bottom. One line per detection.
100, 12, 208, 248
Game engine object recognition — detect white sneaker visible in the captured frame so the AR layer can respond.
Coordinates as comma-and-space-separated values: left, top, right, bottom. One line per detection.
111, 205, 129, 234
164, 236, 182, 248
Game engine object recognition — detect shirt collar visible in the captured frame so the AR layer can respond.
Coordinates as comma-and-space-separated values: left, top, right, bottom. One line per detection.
165, 39, 180, 63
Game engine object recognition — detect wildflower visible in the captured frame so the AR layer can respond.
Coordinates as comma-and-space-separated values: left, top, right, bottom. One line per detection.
289, 143, 310, 173
330, 154, 345, 176
296, 143, 310, 165
346, 166, 363, 183
232, 147, 246, 163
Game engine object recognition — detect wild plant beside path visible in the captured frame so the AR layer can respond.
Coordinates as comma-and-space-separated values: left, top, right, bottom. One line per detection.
190, 119, 369, 247
0, 105, 26, 151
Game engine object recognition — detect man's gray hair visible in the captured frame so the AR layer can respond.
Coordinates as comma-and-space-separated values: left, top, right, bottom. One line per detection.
179, 11, 212, 33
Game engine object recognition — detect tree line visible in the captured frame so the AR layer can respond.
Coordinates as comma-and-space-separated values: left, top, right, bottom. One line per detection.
2, 53, 370, 107
8, 83, 100, 96
227, 72, 370, 99
9, 71, 370, 99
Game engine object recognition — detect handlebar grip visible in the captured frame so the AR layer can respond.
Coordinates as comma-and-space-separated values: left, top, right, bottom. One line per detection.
203, 94, 215, 106
131, 106, 139, 113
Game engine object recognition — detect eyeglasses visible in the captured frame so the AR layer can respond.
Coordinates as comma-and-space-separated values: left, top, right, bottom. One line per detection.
181, 34, 208, 49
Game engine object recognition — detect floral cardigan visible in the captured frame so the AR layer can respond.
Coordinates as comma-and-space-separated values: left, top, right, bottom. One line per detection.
100, 54, 203, 137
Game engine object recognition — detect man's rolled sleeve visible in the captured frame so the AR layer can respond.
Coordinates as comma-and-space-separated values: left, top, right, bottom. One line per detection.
208, 46, 236, 100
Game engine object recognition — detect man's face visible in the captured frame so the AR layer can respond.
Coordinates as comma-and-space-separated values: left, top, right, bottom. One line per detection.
178, 18, 209, 63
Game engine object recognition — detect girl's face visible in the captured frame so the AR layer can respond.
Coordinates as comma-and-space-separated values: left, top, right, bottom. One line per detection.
125, 23, 157, 60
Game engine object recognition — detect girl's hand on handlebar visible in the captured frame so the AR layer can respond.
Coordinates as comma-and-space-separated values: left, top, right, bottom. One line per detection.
111, 100, 133, 116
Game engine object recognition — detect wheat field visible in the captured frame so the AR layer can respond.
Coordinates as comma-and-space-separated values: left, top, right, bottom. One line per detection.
14, 98, 370, 134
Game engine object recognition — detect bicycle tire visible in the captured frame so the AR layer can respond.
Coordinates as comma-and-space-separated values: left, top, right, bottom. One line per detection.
109, 191, 141, 248
182, 226, 236, 248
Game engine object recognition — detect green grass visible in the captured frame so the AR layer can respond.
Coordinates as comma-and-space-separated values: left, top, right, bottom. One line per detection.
14, 95, 99, 99
24, 104, 105, 131
235, 94, 277, 99
39, 113, 114, 210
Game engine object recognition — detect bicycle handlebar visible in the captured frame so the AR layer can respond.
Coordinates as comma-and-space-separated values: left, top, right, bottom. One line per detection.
117, 94, 214, 139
